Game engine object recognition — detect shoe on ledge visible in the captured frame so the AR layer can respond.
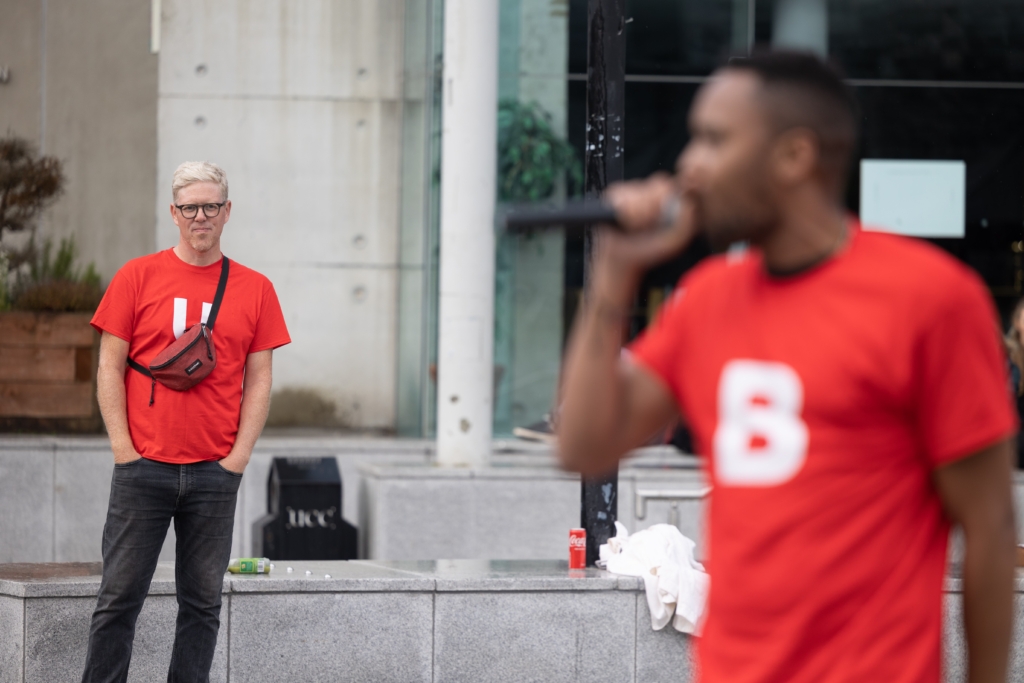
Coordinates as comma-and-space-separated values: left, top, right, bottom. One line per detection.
513, 414, 556, 444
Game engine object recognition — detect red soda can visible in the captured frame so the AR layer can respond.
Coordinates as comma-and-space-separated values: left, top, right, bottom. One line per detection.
569, 528, 587, 569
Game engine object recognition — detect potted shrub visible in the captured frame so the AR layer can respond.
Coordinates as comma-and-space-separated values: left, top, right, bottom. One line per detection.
0, 134, 103, 432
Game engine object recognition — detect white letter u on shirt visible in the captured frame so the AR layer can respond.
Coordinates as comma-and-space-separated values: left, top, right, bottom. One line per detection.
172, 298, 213, 339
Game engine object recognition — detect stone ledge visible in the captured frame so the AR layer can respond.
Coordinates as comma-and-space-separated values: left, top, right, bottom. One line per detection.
7, 559, 1014, 599
362, 559, 644, 592
0, 559, 642, 598
0, 563, 226, 598
227, 560, 435, 592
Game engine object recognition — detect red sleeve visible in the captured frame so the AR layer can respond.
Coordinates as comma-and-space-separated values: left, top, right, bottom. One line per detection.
90, 267, 136, 342
627, 285, 688, 407
913, 267, 1017, 467
248, 280, 291, 354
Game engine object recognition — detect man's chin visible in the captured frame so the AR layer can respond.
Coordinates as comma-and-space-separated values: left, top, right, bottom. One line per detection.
189, 236, 215, 253
705, 228, 743, 253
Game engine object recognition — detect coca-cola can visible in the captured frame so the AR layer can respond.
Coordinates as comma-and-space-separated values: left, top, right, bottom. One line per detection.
569, 528, 587, 569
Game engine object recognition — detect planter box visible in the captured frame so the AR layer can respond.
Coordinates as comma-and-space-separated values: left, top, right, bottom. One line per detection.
0, 312, 101, 432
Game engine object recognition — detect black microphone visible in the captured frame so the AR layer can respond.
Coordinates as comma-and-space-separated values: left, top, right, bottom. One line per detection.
501, 200, 622, 233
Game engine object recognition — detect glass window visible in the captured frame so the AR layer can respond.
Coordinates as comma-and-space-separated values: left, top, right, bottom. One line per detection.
850, 85, 1024, 312
404, 0, 1024, 437
494, 0, 575, 435
395, 0, 443, 436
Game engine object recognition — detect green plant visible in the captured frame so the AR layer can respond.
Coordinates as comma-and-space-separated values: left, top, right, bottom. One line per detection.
11, 236, 102, 312
0, 134, 65, 235
0, 133, 74, 311
497, 99, 583, 203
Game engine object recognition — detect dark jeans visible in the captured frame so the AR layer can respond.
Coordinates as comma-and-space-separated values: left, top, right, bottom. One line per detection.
81, 457, 242, 683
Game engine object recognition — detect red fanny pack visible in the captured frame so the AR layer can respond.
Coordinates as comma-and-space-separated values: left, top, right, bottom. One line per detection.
127, 256, 229, 405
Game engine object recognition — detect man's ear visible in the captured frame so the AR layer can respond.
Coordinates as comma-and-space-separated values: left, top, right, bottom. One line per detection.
770, 127, 819, 187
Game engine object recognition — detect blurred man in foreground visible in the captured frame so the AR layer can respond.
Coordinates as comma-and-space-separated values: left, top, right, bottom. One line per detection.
558, 51, 1017, 683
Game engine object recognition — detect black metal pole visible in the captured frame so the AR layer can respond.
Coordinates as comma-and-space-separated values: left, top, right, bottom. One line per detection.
581, 0, 626, 567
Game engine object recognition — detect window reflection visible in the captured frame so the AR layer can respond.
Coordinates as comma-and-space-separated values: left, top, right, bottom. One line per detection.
487, 0, 1024, 436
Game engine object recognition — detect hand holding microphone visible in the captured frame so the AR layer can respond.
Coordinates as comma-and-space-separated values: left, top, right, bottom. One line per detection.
502, 172, 698, 297
502, 173, 684, 235
595, 173, 699, 282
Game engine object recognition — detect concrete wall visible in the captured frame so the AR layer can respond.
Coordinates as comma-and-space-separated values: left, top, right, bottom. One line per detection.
360, 460, 709, 561
155, 0, 407, 430
0, 0, 158, 278
0, 435, 432, 564
0, 435, 703, 564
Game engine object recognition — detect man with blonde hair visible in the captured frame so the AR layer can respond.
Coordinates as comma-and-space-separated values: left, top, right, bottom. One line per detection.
82, 161, 290, 682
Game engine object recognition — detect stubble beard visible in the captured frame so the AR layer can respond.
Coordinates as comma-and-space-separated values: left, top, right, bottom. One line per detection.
188, 232, 216, 253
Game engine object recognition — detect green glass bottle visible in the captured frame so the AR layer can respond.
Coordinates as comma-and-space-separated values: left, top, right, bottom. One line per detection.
227, 557, 271, 574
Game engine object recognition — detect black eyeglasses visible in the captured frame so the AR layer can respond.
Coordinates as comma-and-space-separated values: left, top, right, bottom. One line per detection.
175, 202, 226, 219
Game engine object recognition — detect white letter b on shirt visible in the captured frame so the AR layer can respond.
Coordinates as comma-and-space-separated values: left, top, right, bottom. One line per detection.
713, 359, 809, 487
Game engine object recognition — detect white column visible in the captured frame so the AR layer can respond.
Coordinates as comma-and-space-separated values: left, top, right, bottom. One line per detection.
436, 0, 499, 466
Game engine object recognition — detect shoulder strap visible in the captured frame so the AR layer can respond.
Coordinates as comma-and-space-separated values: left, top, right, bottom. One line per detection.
127, 356, 156, 405
204, 256, 230, 331
127, 356, 152, 378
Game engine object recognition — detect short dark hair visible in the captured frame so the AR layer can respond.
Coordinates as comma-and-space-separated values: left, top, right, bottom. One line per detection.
725, 50, 859, 195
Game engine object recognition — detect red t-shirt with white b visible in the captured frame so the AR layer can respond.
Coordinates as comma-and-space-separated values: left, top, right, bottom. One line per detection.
629, 222, 1016, 683
91, 249, 291, 464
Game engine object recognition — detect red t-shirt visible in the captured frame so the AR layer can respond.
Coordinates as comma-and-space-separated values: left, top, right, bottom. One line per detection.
629, 223, 1016, 683
91, 249, 291, 464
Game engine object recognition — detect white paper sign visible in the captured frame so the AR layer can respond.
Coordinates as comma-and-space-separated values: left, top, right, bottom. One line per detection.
859, 159, 966, 238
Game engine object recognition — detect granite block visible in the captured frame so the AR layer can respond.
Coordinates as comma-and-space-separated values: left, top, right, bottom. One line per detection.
54, 449, 113, 562
228, 591, 433, 682
359, 472, 379, 559
239, 451, 274, 558
229, 469, 246, 560
433, 590, 636, 683
1013, 477, 1024, 547
0, 562, 213, 599
943, 593, 966, 683
937, 592, 1024, 683
470, 477, 579, 560
335, 451, 431, 525
634, 593, 697, 683
0, 596, 24, 683
22, 594, 227, 683
362, 467, 583, 561
1012, 595, 1024, 682
0, 450, 55, 563
369, 475, 476, 560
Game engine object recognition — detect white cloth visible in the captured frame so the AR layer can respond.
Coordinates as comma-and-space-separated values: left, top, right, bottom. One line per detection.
599, 521, 708, 635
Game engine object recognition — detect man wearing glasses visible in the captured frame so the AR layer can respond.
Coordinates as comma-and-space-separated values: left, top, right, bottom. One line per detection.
81, 161, 290, 682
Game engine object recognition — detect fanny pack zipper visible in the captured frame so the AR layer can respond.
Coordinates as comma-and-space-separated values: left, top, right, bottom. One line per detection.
149, 325, 214, 371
